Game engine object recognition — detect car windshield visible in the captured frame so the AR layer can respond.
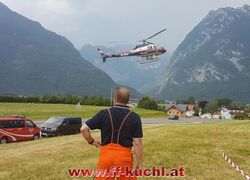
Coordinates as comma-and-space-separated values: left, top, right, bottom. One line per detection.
46, 117, 64, 124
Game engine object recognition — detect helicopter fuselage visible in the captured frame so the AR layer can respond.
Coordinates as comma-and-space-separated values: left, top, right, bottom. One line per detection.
97, 44, 166, 63
97, 28, 167, 63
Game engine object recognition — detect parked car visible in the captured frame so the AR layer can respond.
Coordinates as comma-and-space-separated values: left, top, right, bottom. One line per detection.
0, 116, 40, 144
168, 114, 179, 120
41, 116, 82, 137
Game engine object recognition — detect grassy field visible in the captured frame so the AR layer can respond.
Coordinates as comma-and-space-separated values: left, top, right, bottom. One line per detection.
0, 103, 166, 120
0, 120, 249, 179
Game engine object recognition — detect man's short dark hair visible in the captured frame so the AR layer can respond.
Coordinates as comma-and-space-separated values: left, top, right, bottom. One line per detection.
114, 87, 130, 104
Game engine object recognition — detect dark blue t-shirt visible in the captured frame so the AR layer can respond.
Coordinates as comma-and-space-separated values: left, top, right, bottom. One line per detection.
85, 105, 143, 147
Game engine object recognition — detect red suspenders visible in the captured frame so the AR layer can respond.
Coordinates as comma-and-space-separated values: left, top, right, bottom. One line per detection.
107, 108, 132, 144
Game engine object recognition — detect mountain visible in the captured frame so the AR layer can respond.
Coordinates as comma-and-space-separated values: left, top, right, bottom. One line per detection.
79, 44, 171, 93
156, 5, 250, 102
0, 2, 118, 97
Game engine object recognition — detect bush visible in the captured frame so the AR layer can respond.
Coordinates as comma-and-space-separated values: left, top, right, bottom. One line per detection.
234, 113, 247, 120
194, 108, 200, 116
157, 105, 166, 112
244, 107, 250, 113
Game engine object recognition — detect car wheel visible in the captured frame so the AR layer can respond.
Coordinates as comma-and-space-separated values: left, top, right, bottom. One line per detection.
0, 137, 8, 144
33, 134, 40, 140
75, 130, 80, 134
56, 132, 62, 136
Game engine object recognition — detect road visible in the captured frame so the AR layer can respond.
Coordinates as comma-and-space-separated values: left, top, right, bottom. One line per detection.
34, 117, 227, 128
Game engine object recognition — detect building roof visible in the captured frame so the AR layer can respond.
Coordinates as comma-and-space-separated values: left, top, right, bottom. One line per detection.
165, 104, 187, 112
229, 107, 243, 110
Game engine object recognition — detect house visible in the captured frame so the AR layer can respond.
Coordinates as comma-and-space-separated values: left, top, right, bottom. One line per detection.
221, 107, 232, 119
128, 99, 138, 108
128, 103, 137, 108
229, 107, 244, 114
212, 111, 221, 119
165, 104, 195, 118
186, 104, 195, 117
165, 104, 186, 118
201, 107, 232, 119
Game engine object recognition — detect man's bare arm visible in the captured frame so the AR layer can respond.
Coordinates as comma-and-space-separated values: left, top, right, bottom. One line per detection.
81, 124, 101, 148
133, 138, 143, 169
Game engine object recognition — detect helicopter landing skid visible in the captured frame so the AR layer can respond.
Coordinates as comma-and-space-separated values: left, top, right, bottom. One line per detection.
139, 58, 160, 64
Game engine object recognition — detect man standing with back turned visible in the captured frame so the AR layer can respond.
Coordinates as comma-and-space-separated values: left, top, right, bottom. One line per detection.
81, 87, 143, 179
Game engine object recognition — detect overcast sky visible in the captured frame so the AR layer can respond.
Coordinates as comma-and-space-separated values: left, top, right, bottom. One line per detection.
1, 0, 250, 52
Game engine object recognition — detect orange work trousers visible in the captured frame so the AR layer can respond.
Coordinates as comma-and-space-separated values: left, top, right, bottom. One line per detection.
96, 143, 137, 180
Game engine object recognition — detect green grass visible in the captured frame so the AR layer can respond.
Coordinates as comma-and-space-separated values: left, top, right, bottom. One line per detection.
0, 120, 249, 180
0, 103, 166, 120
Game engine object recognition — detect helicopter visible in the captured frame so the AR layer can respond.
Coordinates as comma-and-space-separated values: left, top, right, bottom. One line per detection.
97, 29, 167, 64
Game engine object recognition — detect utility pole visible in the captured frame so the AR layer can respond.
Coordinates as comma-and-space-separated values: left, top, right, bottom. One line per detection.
110, 87, 113, 107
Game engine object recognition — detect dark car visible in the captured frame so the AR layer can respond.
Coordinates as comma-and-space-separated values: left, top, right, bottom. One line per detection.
41, 116, 82, 137
168, 115, 179, 120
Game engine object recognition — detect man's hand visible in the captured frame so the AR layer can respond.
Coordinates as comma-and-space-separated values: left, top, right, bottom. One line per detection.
92, 140, 101, 148
136, 162, 143, 170
81, 124, 101, 148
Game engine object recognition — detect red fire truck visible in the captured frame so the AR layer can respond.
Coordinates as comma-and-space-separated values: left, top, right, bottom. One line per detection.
0, 116, 40, 144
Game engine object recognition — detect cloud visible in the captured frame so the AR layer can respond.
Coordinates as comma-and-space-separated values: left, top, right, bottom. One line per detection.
1, 0, 250, 52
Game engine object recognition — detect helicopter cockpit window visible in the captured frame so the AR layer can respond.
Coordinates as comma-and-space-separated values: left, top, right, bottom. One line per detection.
133, 44, 144, 50
153, 45, 157, 49
133, 45, 139, 50
148, 46, 153, 50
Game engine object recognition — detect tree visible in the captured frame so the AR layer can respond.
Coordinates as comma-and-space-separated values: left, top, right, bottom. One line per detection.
216, 98, 232, 107
176, 98, 186, 104
0, 94, 111, 106
138, 97, 158, 110
227, 102, 244, 110
204, 100, 219, 113
176, 96, 196, 104
244, 107, 250, 113
198, 100, 209, 109
186, 96, 195, 104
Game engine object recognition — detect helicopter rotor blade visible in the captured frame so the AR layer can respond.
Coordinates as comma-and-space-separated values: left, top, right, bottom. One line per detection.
145, 28, 167, 41
137, 40, 154, 44
107, 40, 132, 44
145, 41, 154, 44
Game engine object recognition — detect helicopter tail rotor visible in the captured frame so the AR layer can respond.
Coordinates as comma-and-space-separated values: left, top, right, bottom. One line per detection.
97, 48, 107, 63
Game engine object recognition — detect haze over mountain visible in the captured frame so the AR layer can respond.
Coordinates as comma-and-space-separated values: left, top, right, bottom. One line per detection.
79, 44, 171, 93
155, 5, 250, 102
0, 2, 120, 97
